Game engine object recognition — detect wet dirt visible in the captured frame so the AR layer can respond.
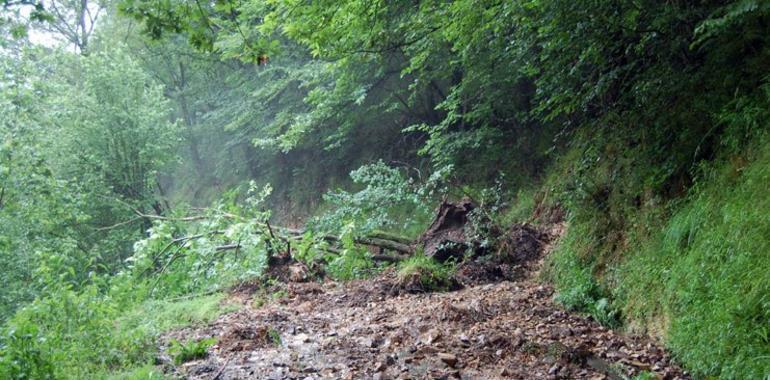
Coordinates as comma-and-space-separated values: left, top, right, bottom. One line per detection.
161, 223, 689, 380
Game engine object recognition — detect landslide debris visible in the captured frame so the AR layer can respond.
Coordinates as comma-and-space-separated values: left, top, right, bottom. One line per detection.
162, 265, 688, 379
159, 203, 689, 379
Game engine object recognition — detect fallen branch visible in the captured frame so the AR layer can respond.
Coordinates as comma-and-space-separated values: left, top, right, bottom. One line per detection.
215, 243, 240, 251
105, 196, 416, 265
213, 231, 415, 255
211, 355, 234, 380
279, 228, 414, 254
371, 253, 409, 262
367, 230, 414, 245
96, 216, 143, 231
104, 195, 228, 223
213, 243, 408, 262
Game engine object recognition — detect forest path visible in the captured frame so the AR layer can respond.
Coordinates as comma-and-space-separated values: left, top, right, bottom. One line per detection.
162, 225, 689, 380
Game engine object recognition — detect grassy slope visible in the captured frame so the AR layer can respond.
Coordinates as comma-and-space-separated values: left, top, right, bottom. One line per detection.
544, 138, 770, 378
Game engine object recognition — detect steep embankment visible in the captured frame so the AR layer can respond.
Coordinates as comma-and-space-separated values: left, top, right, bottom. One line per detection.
545, 138, 770, 378
161, 224, 688, 379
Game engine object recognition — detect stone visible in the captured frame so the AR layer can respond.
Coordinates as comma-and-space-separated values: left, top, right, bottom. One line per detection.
438, 353, 458, 367
548, 364, 560, 375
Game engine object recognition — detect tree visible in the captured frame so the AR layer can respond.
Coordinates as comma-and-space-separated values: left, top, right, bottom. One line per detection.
1, 0, 49, 43
0, 46, 88, 320
37, 0, 106, 53
48, 46, 178, 213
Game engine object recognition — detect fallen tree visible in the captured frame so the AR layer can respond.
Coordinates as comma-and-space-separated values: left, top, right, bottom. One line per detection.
106, 196, 416, 266
126, 198, 548, 283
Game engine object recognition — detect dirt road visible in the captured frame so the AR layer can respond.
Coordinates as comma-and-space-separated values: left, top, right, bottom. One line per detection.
163, 269, 687, 379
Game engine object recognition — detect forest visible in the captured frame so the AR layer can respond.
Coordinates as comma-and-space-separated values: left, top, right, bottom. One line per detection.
0, 0, 768, 378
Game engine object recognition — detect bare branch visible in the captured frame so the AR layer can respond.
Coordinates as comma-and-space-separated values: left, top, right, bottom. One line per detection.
95, 216, 143, 231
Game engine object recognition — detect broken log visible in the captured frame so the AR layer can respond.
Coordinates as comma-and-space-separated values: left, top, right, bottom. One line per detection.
353, 236, 414, 255
279, 228, 414, 255
366, 230, 414, 245
214, 243, 406, 262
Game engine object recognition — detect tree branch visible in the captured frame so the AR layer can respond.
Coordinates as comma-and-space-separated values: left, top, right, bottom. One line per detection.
95, 216, 143, 231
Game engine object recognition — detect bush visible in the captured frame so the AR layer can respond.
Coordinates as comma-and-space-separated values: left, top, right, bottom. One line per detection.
313, 161, 435, 238
0, 319, 56, 379
0, 286, 147, 379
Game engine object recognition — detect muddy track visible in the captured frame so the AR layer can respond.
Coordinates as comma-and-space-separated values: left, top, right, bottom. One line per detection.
162, 226, 688, 380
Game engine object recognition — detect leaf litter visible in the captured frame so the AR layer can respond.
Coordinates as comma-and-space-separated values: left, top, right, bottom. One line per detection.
160, 222, 689, 380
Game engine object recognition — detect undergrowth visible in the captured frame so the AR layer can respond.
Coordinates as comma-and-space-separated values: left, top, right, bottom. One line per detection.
168, 337, 216, 365
0, 285, 236, 379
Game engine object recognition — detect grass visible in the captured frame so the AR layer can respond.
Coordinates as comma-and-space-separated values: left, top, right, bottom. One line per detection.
267, 327, 282, 346
0, 289, 239, 379
631, 372, 658, 380
497, 187, 538, 226
103, 363, 168, 380
544, 139, 770, 378
617, 141, 770, 378
544, 222, 622, 328
169, 337, 216, 365
396, 254, 456, 292
116, 293, 239, 335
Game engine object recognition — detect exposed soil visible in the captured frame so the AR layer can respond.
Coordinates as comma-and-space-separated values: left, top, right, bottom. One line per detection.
160, 223, 689, 380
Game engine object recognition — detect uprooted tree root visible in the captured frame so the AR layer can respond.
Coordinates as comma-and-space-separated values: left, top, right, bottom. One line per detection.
418, 198, 477, 262
494, 223, 550, 265
252, 200, 553, 295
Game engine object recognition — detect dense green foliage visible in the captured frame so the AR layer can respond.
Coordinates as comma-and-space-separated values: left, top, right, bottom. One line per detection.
1, 0, 768, 378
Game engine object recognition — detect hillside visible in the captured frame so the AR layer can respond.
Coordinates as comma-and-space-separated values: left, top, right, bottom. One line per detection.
1, 0, 769, 379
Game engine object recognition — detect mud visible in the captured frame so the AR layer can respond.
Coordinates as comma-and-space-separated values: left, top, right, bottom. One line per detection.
160, 224, 688, 380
